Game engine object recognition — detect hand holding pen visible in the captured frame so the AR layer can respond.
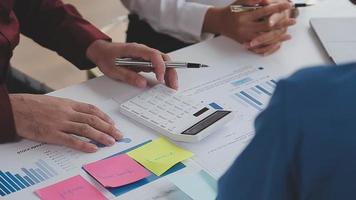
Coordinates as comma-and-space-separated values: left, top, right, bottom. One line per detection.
88, 41, 178, 89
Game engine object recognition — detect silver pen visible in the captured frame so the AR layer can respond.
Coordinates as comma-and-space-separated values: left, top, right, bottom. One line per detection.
230, 3, 313, 13
115, 58, 210, 68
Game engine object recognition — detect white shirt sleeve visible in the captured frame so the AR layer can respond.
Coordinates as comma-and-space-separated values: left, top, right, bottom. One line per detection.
121, 0, 215, 43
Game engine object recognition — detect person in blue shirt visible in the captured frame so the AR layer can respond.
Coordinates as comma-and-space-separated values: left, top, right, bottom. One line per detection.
217, 63, 356, 200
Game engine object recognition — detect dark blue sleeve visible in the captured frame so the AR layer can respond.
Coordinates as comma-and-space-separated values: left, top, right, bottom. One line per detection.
217, 81, 299, 200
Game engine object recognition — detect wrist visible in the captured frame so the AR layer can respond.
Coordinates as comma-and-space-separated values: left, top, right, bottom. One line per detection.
202, 7, 225, 35
86, 39, 110, 65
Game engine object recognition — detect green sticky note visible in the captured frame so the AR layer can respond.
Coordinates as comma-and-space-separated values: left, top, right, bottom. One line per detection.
169, 170, 218, 200
127, 137, 194, 176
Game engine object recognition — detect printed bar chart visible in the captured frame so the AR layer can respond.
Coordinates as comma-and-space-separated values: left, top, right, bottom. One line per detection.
0, 159, 57, 197
236, 80, 276, 111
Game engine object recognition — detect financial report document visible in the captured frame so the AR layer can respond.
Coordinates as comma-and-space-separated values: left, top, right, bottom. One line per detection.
0, 64, 280, 199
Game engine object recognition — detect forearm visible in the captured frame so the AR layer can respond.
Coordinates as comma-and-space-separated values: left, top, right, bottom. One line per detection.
0, 85, 20, 143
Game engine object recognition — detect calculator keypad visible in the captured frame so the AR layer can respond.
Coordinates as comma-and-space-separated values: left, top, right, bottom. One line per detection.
121, 84, 205, 134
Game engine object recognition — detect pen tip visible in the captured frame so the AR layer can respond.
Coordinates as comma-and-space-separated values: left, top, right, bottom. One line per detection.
202, 64, 210, 68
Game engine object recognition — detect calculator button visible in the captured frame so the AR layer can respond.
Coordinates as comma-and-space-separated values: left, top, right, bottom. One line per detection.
150, 120, 159, 125
129, 100, 147, 110
149, 110, 158, 115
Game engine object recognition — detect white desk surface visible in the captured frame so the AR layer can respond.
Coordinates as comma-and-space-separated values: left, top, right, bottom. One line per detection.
37, 0, 355, 199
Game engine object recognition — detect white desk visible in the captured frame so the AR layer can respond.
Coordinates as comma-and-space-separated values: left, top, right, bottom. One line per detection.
2, 1, 356, 199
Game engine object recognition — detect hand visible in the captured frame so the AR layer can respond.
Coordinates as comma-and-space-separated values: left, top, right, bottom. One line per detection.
245, 0, 296, 55
86, 40, 178, 90
203, 0, 296, 55
10, 94, 122, 153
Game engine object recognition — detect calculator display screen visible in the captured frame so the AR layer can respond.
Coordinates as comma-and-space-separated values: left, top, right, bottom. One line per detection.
181, 111, 231, 135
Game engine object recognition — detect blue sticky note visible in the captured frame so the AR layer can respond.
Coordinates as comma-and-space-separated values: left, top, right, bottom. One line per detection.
169, 170, 217, 200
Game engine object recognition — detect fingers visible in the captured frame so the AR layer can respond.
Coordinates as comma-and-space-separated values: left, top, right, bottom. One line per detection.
151, 51, 166, 83
65, 121, 116, 147
249, 42, 282, 56
273, 17, 296, 29
71, 112, 122, 140
269, 11, 288, 26
72, 103, 114, 125
55, 132, 99, 153
251, 2, 291, 20
248, 28, 288, 47
68, 102, 123, 147
165, 68, 179, 90
108, 66, 148, 88
161, 54, 178, 89
252, 13, 295, 32
268, 33, 292, 45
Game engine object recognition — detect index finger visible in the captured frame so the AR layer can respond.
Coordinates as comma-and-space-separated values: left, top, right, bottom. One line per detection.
251, 2, 291, 20
150, 51, 166, 83
162, 54, 178, 89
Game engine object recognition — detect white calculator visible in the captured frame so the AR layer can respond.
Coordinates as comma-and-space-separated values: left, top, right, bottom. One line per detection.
119, 84, 233, 142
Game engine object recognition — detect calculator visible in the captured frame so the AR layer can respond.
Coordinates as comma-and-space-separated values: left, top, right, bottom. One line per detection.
119, 84, 233, 142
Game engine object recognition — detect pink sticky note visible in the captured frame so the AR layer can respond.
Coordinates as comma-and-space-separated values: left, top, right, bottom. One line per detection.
83, 154, 151, 187
35, 175, 107, 200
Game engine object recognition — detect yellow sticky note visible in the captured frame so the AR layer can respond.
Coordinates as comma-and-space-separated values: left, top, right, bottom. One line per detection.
127, 137, 194, 176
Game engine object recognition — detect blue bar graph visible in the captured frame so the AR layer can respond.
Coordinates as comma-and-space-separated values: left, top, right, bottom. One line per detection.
15, 174, 30, 187
0, 159, 58, 196
0, 182, 10, 195
0, 188, 5, 196
23, 176, 35, 186
231, 77, 253, 87
38, 159, 58, 176
29, 168, 44, 182
251, 87, 262, 95
5, 172, 25, 189
21, 168, 39, 183
240, 91, 263, 106
36, 162, 53, 177
256, 85, 272, 96
0, 175, 15, 193
237, 80, 277, 111
0, 171, 19, 191
36, 168, 49, 180
237, 93, 263, 111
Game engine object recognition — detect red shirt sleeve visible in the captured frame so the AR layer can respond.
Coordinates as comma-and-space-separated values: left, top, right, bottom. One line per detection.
0, 84, 20, 143
13, 0, 111, 70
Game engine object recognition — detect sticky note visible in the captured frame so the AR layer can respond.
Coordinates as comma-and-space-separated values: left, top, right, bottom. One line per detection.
169, 170, 217, 200
36, 175, 107, 200
83, 154, 150, 187
127, 137, 193, 176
